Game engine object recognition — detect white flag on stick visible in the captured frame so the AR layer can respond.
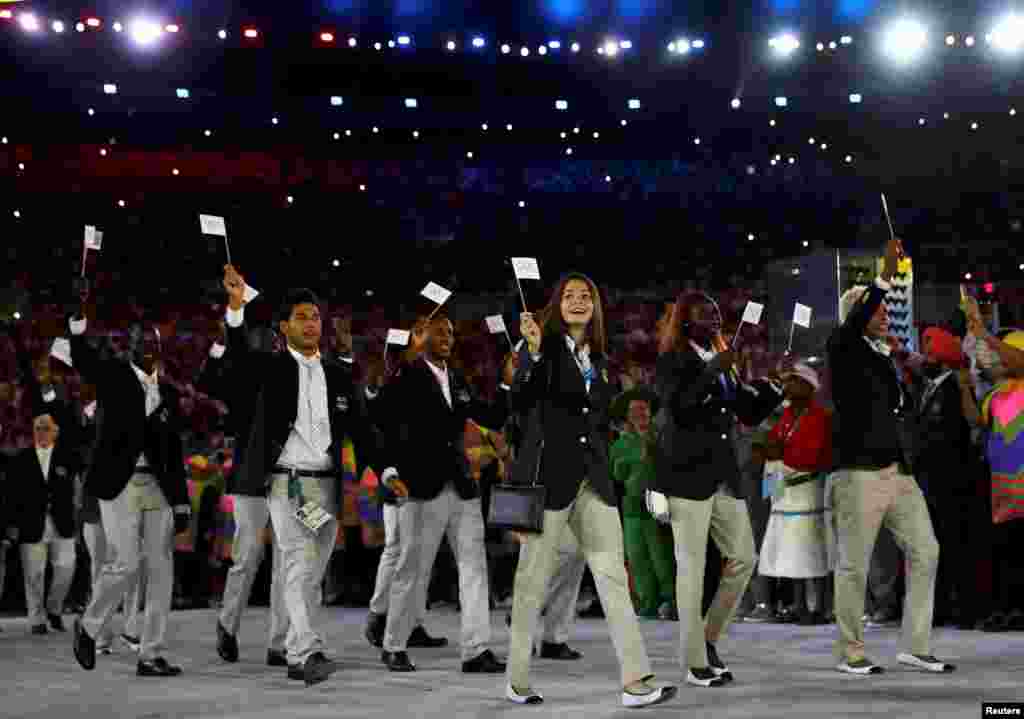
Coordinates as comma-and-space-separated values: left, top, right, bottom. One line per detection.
511, 257, 541, 280
242, 284, 260, 304
50, 338, 73, 367
793, 303, 813, 328
386, 329, 410, 346
485, 315, 506, 334
421, 282, 452, 307
84, 226, 102, 251
741, 301, 764, 325
199, 215, 227, 236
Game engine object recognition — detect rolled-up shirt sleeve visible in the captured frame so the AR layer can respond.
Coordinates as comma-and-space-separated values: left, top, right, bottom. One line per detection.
225, 306, 244, 328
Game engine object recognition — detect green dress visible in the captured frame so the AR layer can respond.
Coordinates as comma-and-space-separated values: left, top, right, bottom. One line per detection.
610, 431, 676, 615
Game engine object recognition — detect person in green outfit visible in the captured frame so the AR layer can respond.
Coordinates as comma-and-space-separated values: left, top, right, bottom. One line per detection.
610, 389, 677, 620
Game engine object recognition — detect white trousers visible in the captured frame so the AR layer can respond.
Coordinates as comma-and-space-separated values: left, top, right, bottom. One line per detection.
217, 495, 289, 651
82, 476, 174, 661
519, 522, 586, 645
267, 475, 338, 666
383, 486, 490, 661
368, 503, 428, 628
82, 521, 144, 642
20, 516, 77, 626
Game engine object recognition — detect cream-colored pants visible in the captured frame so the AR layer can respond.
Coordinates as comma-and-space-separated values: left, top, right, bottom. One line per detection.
832, 465, 939, 662
508, 482, 653, 689
668, 487, 756, 669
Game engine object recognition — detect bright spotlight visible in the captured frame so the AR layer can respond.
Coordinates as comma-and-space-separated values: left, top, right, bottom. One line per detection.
330, 96, 343, 106
321, 32, 335, 43
0, 10, 11, 20
348, 36, 357, 47
946, 34, 955, 45
770, 33, 800, 56
840, 35, 853, 44
603, 41, 619, 56
397, 35, 411, 46
76, 22, 85, 32
520, 46, 530, 56
628, 98, 641, 110
692, 39, 705, 48
404, 98, 418, 108
446, 40, 456, 50
966, 35, 975, 46
671, 38, 691, 54
620, 39, 632, 49
849, 93, 862, 103
731, 98, 741, 109
165, 24, 179, 33
549, 40, 561, 49
243, 27, 259, 39
131, 19, 163, 46
473, 37, 485, 48
86, 17, 101, 27
103, 84, 117, 95
775, 96, 788, 107
176, 88, 190, 99
388, 40, 395, 48
218, 29, 227, 39
52, 21, 65, 33
571, 42, 580, 52
882, 18, 928, 63
538, 46, 547, 55
556, 100, 568, 110
990, 14, 1024, 53
18, 13, 40, 32
113, 21, 123, 32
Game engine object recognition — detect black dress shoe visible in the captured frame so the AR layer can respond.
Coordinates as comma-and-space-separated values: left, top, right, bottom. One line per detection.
137, 657, 183, 677
382, 650, 416, 672
408, 626, 448, 648
462, 649, 506, 674
267, 649, 288, 667
31, 624, 48, 635
287, 664, 305, 681
539, 642, 582, 660
48, 613, 67, 632
364, 612, 385, 648
706, 642, 734, 683
216, 621, 239, 663
303, 652, 337, 687
73, 618, 96, 671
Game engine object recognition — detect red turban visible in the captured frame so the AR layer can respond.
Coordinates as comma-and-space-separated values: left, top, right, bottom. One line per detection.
923, 327, 964, 368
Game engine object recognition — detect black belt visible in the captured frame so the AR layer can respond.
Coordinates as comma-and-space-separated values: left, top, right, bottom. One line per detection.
271, 466, 336, 480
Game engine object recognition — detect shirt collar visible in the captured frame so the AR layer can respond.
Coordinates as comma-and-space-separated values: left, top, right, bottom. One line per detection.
864, 336, 892, 357
423, 356, 448, 376
287, 345, 321, 366
131, 363, 159, 386
565, 334, 590, 357
689, 340, 716, 363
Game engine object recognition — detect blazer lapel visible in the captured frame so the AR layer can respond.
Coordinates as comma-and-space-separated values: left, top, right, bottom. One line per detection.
560, 341, 588, 397
420, 358, 453, 413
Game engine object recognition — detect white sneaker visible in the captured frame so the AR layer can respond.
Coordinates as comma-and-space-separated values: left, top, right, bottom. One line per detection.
686, 668, 726, 687
897, 653, 955, 673
505, 683, 544, 704
836, 658, 884, 675
621, 684, 677, 708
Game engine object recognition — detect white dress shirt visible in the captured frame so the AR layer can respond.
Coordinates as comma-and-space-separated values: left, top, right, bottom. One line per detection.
227, 304, 332, 472
423, 357, 452, 408
36, 446, 53, 481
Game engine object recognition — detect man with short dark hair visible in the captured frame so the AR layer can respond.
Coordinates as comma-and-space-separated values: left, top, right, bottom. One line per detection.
221, 265, 380, 687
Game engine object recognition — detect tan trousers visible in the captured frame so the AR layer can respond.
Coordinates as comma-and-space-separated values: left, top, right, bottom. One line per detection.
832, 465, 939, 662
508, 482, 653, 689
668, 487, 756, 669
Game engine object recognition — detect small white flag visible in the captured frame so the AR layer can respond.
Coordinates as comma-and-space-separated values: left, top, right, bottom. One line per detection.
43, 388, 57, 403
485, 315, 507, 334
200, 214, 227, 236
242, 284, 260, 304
793, 303, 813, 328
84, 226, 102, 251
83, 400, 97, 419
386, 329, 410, 346
50, 338, 73, 367
741, 301, 764, 325
511, 257, 541, 280
420, 281, 452, 306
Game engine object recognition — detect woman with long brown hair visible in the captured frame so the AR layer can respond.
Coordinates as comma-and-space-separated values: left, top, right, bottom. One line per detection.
649, 291, 783, 688
505, 272, 676, 708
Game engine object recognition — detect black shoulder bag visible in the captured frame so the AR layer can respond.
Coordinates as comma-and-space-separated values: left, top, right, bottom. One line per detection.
487, 355, 551, 534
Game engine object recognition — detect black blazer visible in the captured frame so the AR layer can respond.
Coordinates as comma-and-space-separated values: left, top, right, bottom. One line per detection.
652, 346, 783, 501
379, 356, 508, 502
826, 282, 915, 470
10, 445, 80, 543
511, 334, 617, 511
224, 315, 380, 503
70, 329, 189, 508
913, 373, 973, 496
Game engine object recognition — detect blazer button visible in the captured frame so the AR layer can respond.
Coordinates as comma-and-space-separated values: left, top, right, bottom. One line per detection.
579, 436, 588, 444
721, 434, 728, 440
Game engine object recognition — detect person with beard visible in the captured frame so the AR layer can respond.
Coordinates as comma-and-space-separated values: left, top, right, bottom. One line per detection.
507, 273, 676, 708
827, 238, 951, 675
70, 285, 192, 678
648, 291, 783, 688
219, 265, 380, 686
377, 314, 508, 674
910, 326, 978, 627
